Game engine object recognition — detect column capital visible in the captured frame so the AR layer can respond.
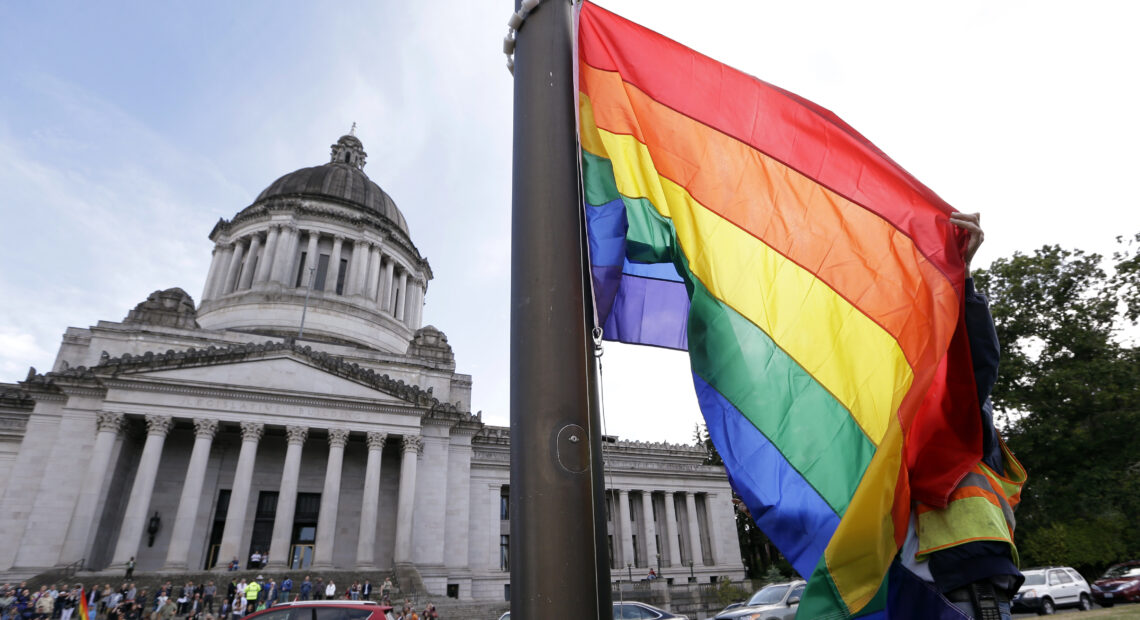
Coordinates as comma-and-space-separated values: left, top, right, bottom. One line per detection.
286, 425, 309, 445
366, 432, 388, 451
144, 414, 173, 437
332, 234, 346, 242
240, 421, 264, 442
327, 428, 350, 448
402, 434, 422, 455
618, 489, 630, 497
193, 418, 219, 439
96, 411, 125, 433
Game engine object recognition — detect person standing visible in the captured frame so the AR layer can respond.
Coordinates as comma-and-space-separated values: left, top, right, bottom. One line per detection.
298, 578, 311, 602
124, 559, 134, 581
203, 582, 215, 615
323, 582, 334, 601
312, 580, 323, 602
242, 579, 260, 616
360, 581, 371, 602
278, 577, 291, 605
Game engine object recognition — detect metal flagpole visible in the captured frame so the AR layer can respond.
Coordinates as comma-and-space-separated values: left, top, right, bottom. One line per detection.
509, 0, 612, 617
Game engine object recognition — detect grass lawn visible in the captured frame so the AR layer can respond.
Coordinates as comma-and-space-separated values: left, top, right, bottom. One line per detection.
1079, 604, 1140, 619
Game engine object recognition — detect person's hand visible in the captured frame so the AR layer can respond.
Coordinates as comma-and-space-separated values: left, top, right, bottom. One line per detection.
949, 212, 984, 273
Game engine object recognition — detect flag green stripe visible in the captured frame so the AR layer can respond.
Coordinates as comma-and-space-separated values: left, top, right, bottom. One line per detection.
584, 150, 876, 514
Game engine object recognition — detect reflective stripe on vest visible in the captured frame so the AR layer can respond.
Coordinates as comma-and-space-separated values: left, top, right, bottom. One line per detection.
915, 437, 1026, 562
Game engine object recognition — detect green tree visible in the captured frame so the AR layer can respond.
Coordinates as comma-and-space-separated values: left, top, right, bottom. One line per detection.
975, 241, 1140, 576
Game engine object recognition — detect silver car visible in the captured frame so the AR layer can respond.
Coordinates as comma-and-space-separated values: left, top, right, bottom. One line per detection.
714, 581, 805, 620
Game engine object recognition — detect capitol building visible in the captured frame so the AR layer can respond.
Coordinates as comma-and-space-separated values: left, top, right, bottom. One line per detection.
0, 133, 744, 600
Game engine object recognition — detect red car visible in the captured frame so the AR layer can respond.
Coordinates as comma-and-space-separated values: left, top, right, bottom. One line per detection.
1091, 560, 1140, 607
245, 600, 394, 620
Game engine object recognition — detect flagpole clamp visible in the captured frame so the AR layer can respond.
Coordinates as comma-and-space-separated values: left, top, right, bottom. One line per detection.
503, 0, 545, 75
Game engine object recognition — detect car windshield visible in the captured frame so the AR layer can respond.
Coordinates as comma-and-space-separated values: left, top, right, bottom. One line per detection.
1021, 572, 1046, 586
1103, 565, 1140, 579
748, 584, 789, 606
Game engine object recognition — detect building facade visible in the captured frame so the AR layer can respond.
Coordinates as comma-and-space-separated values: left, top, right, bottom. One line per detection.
0, 133, 744, 598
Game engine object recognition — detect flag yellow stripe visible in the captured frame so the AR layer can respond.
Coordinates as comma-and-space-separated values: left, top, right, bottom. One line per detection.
583, 110, 913, 445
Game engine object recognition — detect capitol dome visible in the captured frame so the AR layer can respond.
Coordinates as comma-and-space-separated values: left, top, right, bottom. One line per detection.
196, 131, 431, 353
254, 134, 409, 236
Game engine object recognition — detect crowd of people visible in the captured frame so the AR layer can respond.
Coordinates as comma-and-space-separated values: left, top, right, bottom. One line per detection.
0, 577, 438, 620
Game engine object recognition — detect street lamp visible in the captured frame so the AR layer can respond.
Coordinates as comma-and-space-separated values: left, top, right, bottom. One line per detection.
689, 560, 695, 583
627, 563, 633, 582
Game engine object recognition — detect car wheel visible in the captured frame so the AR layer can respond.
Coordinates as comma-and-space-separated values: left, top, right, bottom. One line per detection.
1038, 597, 1054, 615
1078, 593, 1092, 611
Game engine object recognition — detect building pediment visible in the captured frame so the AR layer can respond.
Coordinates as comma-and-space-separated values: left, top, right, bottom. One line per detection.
30, 340, 471, 416
130, 356, 408, 403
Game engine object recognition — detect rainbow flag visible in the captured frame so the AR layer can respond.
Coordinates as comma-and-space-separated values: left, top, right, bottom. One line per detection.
78, 589, 90, 620
577, 3, 982, 617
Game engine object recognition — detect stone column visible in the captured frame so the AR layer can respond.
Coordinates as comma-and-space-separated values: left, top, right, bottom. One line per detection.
270, 225, 296, 284
58, 412, 124, 565
323, 235, 344, 293
237, 235, 261, 290
355, 432, 387, 568
255, 225, 280, 283
221, 240, 245, 295
312, 428, 349, 569
109, 414, 173, 569
414, 281, 425, 327
302, 231, 320, 288
394, 270, 408, 320
381, 258, 395, 312
215, 422, 263, 570
162, 418, 218, 570
393, 435, 421, 564
201, 245, 223, 302
685, 491, 702, 568
617, 489, 635, 569
640, 491, 658, 571
349, 242, 368, 296
266, 425, 308, 570
662, 491, 681, 567
365, 244, 381, 301
210, 244, 236, 299
403, 279, 418, 327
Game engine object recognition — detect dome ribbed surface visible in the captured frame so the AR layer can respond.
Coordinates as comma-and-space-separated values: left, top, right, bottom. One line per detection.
255, 162, 408, 235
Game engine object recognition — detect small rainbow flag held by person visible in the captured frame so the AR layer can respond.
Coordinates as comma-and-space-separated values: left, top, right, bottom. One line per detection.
577, 2, 982, 617
78, 589, 90, 620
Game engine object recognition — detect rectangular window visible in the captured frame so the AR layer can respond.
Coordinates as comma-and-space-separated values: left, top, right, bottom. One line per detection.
500, 486, 510, 521
605, 495, 613, 522
335, 258, 348, 294
295, 252, 307, 287
500, 535, 510, 571
314, 254, 330, 291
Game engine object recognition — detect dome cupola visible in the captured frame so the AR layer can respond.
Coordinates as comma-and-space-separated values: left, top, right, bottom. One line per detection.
196, 131, 432, 353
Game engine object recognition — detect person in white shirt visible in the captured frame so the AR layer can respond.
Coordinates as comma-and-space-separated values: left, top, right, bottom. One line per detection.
324, 582, 336, 600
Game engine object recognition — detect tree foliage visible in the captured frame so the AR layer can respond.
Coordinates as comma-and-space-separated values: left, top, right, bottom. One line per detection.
975, 240, 1140, 576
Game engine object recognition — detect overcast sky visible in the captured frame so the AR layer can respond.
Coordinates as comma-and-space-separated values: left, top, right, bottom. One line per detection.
1, 1, 1137, 444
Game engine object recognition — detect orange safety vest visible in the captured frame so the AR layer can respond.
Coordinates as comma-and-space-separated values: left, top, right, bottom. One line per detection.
915, 437, 1027, 562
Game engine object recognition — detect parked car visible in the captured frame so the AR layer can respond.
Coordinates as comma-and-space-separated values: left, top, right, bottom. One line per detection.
499, 602, 686, 620
613, 601, 688, 619
1011, 566, 1092, 614
245, 600, 394, 620
1091, 560, 1140, 607
713, 580, 805, 620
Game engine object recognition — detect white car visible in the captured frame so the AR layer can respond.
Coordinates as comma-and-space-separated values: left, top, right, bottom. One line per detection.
1011, 566, 1092, 615
713, 581, 805, 620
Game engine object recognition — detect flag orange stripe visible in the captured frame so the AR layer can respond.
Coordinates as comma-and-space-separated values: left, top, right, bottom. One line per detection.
580, 62, 958, 375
